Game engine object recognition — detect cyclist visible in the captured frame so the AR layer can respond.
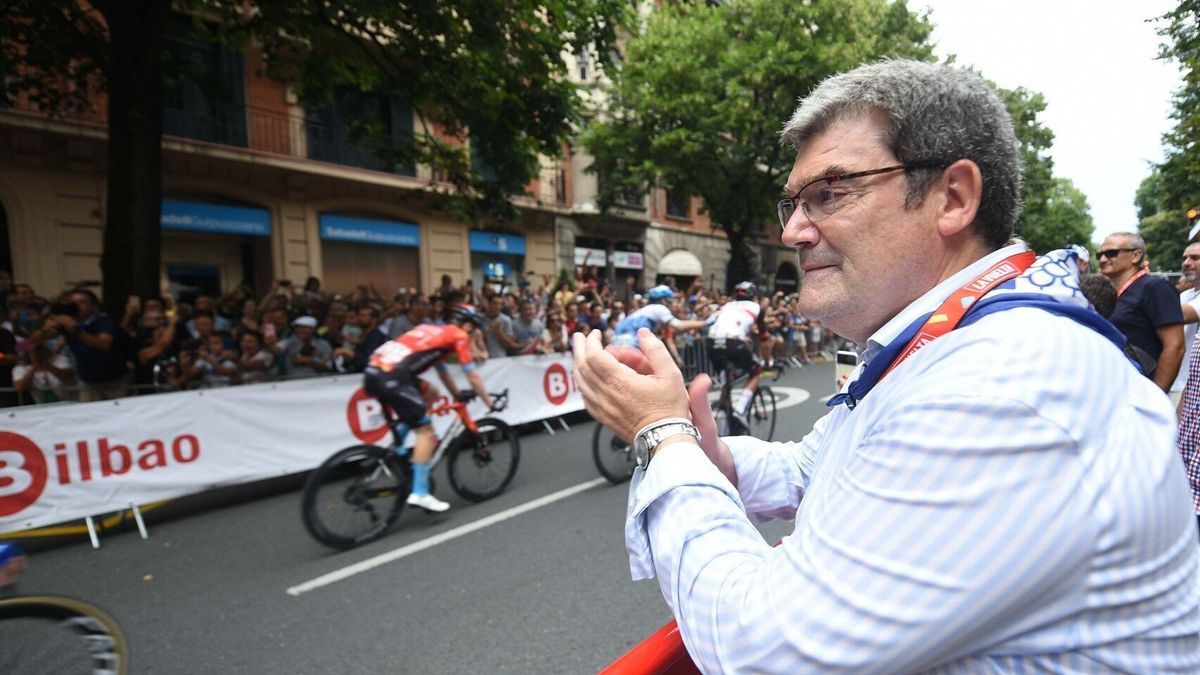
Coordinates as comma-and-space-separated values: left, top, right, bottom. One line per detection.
364, 304, 495, 513
612, 285, 708, 349
706, 281, 767, 416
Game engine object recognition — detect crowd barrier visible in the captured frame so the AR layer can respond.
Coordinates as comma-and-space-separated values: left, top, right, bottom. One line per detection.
0, 353, 583, 534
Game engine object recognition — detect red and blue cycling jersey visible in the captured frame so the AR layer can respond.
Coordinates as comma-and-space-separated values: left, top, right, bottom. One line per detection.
368, 324, 477, 375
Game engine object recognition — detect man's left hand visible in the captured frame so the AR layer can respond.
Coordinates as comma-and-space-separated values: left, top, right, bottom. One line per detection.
573, 327, 689, 443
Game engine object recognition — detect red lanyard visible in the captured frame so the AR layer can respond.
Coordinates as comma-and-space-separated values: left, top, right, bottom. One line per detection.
880, 251, 1036, 380
1116, 269, 1147, 298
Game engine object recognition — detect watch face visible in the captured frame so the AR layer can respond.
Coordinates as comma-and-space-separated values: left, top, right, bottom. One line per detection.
634, 437, 650, 468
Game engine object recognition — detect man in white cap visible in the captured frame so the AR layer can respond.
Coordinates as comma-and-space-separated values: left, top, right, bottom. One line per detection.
1069, 243, 1091, 276
283, 315, 331, 377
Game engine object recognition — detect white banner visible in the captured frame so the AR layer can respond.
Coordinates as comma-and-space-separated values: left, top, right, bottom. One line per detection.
0, 353, 582, 533
610, 250, 644, 269
574, 246, 607, 266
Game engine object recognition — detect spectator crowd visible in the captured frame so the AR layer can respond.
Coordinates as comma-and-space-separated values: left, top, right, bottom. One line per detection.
0, 266, 837, 407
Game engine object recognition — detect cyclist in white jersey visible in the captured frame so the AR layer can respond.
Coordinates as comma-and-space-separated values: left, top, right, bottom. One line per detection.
612, 285, 707, 348
706, 281, 767, 415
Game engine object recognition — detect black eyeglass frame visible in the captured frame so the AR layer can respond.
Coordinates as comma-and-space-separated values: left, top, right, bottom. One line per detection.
777, 162, 947, 229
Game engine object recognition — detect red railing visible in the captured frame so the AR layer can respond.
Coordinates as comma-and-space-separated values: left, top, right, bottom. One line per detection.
601, 620, 697, 675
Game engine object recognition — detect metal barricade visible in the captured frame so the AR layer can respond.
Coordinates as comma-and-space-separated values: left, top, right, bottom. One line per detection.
675, 332, 711, 383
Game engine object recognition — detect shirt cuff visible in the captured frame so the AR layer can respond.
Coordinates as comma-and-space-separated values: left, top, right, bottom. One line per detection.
625, 440, 744, 580
723, 434, 805, 521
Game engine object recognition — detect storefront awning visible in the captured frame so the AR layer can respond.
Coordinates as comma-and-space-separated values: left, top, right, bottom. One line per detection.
161, 199, 271, 237
319, 214, 420, 247
657, 249, 703, 276
469, 231, 526, 255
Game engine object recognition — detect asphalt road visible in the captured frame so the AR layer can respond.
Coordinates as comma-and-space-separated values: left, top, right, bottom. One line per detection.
13, 361, 836, 674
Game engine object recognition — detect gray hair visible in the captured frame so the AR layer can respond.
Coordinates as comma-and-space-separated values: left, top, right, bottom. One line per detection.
780, 60, 1023, 249
1107, 231, 1146, 252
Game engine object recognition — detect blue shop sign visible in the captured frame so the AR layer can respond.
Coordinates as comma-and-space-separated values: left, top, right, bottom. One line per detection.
161, 199, 271, 237
319, 214, 420, 247
469, 231, 526, 255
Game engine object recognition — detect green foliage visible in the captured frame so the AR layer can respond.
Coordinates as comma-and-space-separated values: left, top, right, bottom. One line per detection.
1022, 177, 1095, 255
1135, 170, 1191, 270
997, 86, 1094, 254
1140, 208, 1190, 271
0, 0, 635, 223
241, 0, 635, 222
1135, 1, 1200, 270
1155, 0, 1200, 211
581, 0, 933, 288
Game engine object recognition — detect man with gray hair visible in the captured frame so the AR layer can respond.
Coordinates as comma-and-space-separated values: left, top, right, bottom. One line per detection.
1098, 230, 1184, 391
573, 60, 1198, 671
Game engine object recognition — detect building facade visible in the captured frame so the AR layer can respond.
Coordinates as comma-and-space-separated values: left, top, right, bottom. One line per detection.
0, 24, 797, 303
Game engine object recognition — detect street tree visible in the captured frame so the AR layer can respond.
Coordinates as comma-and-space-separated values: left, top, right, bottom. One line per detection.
581, 0, 932, 290
1155, 0, 1200, 213
995, 86, 1094, 254
1132, 0, 1200, 270
1136, 171, 1192, 270
0, 0, 632, 313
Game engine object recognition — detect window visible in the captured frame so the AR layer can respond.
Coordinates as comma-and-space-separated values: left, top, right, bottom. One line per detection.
162, 33, 247, 147
577, 47, 591, 81
599, 173, 644, 210
471, 138, 498, 184
618, 187, 644, 209
306, 87, 415, 176
666, 191, 690, 219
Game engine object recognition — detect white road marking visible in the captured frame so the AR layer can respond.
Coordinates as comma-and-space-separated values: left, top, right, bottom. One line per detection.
287, 477, 608, 596
709, 385, 811, 411
769, 386, 811, 411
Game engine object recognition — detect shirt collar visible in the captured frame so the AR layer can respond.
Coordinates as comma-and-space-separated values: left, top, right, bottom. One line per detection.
861, 243, 1030, 364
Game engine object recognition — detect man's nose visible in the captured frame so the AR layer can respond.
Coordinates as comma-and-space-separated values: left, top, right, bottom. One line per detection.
780, 208, 819, 249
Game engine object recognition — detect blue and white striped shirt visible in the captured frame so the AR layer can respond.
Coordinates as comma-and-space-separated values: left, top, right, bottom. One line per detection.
626, 246, 1200, 673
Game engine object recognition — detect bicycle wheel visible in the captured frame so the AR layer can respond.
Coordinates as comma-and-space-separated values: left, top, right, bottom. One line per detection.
0, 595, 130, 675
447, 417, 520, 502
301, 444, 409, 550
745, 386, 777, 441
592, 423, 636, 484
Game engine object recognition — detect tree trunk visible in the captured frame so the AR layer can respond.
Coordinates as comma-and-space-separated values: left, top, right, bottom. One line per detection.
724, 226, 758, 293
99, 0, 171, 316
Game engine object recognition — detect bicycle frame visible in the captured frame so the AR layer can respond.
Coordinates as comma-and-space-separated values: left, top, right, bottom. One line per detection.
382, 398, 482, 473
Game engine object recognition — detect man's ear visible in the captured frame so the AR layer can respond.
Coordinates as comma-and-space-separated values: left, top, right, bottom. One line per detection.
935, 159, 984, 239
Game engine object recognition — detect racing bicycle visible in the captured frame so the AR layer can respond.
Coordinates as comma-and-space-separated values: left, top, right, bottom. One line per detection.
0, 544, 130, 675
301, 389, 517, 550
712, 349, 778, 442
591, 353, 780, 484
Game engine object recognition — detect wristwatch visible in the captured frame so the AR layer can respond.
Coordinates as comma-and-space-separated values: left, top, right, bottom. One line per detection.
633, 418, 701, 469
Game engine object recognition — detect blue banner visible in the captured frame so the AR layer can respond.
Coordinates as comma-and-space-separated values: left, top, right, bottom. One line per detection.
161, 199, 272, 237
319, 214, 420, 247
469, 231, 526, 255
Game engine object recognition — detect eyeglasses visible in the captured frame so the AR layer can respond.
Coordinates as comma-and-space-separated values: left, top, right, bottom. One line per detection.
1097, 248, 1139, 260
777, 162, 945, 228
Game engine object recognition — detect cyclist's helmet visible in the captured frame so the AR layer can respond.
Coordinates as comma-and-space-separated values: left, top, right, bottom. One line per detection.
450, 303, 483, 327
647, 285, 674, 302
734, 281, 758, 301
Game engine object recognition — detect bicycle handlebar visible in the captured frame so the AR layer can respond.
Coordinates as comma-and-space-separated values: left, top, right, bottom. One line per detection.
490, 389, 509, 413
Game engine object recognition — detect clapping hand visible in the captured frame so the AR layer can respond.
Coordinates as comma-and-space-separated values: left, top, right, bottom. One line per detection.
572, 328, 689, 444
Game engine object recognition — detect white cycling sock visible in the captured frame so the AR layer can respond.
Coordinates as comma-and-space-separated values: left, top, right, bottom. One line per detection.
737, 388, 754, 414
